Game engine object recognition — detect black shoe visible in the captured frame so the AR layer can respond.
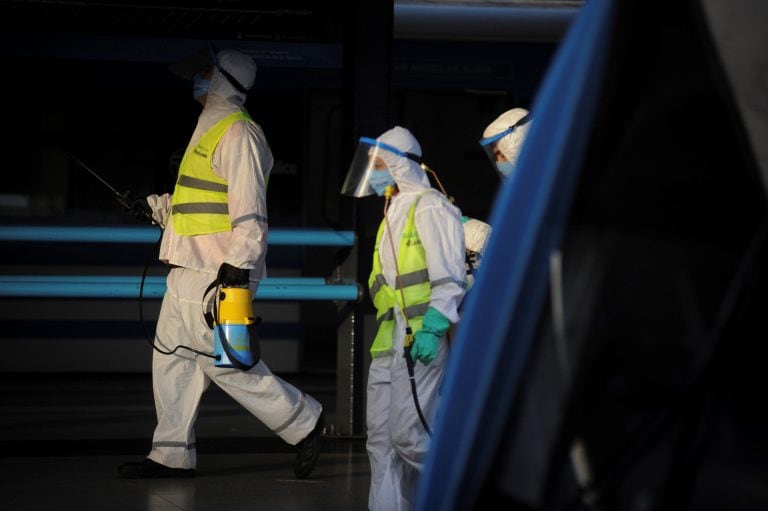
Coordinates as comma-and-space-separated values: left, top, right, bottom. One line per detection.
294, 414, 324, 479
118, 458, 195, 479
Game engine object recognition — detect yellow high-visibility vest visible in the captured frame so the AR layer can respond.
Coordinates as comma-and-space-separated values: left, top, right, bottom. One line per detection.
171, 111, 252, 236
368, 193, 432, 357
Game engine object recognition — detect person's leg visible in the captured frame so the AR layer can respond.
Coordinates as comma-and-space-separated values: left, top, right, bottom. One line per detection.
201, 358, 324, 478
147, 348, 209, 469
149, 268, 211, 469
119, 268, 209, 478
202, 360, 322, 445
367, 353, 413, 511
389, 338, 448, 506
191, 274, 323, 477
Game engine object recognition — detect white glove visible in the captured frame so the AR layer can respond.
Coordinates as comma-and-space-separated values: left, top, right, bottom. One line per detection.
463, 218, 492, 255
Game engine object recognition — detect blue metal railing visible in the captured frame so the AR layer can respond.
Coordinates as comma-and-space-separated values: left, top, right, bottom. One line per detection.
0, 225, 359, 301
0, 226, 356, 246
0, 275, 359, 301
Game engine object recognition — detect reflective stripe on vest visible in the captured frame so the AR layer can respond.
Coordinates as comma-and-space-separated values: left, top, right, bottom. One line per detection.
368, 192, 433, 358
171, 111, 252, 236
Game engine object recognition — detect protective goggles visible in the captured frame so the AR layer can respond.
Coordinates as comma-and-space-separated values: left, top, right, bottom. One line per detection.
341, 137, 421, 197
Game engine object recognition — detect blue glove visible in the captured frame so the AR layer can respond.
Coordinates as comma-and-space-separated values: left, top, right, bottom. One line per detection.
410, 307, 451, 365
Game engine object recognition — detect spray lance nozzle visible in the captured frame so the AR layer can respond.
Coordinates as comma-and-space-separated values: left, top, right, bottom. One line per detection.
68, 152, 154, 223
403, 326, 414, 349
403, 326, 417, 378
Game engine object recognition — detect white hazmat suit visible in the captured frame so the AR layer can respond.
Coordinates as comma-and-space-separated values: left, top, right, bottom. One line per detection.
463, 108, 532, 282
140, 49, 322, 471
365, 127, 466, 510
482, 107, 531, 171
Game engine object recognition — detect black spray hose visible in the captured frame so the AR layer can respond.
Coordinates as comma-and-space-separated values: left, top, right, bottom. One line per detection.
138, 223, 217, 360
382, 188, 433, 437
404, 328, 433, 437
67, 151, 217, 360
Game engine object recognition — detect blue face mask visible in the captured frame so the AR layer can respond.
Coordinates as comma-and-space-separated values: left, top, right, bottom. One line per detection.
193, 72, 211, 100
496, 161, 516, 178
368, 169, 396, 196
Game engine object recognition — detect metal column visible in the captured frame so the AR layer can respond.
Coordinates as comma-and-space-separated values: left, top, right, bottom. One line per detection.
336, 0, 393, 436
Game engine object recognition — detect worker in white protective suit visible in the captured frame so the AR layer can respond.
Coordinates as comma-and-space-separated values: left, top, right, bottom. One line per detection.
118, 47, 324, 479
341, 126, 466, 510
462, 107, 532, 285
479, 107, 531, 180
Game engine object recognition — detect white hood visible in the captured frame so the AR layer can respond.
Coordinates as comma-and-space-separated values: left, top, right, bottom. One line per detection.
376, 126, 431, 193
205, 49, 257, 109
483, 107, 531, 166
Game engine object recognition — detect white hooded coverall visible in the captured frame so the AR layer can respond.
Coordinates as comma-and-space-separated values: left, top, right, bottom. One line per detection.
482, 107, 531, 168
462, 108, 531, 286
366, 127, 466, 510
145, 50, 322, 470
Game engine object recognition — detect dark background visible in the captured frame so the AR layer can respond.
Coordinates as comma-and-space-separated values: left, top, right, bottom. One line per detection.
2, 2, 768, 510
0, 0, 567, 376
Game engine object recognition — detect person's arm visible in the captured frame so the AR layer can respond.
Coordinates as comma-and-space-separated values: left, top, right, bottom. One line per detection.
410, 195, 466, 364
213, 120, 273, 282
417, 197, 466, 323
146, 193, 171, 228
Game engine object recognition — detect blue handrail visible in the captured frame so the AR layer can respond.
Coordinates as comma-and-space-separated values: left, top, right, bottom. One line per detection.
0, 275, 359, 301
0, 226, 356, 246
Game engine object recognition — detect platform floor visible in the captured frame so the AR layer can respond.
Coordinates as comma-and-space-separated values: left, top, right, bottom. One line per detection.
0, 373, 371, 511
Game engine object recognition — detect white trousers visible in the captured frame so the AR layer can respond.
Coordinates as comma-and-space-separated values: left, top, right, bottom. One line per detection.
147, 267, 322, 469
366, 339, 447, 511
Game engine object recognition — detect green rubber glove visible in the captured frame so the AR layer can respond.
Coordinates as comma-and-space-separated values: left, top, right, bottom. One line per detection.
411, 307, 451, 365
411, 330, 440, 365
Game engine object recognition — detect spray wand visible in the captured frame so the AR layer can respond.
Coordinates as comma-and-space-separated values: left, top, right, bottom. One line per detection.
382, 185, 433, 436
68, 152, 217, 361
68, 153, 153, 222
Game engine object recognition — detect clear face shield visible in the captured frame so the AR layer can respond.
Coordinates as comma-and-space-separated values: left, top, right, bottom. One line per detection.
479, 131, 511, 177
478, 113, 531, 178
341, 137, 408, 197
